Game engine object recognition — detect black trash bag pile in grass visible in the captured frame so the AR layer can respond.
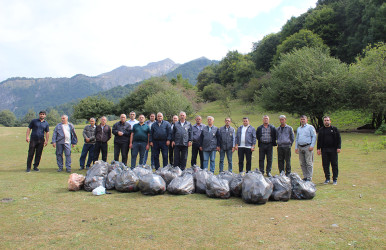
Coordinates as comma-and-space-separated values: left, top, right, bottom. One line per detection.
218, 171, 236, 185
138, 173, 166, 195
229, 172, 245, 197
269, 171, 291, 201
115, 169, 140, 192
194, 169, 213, 194
155, 165, 182, 186
242, 171, 273, 204
108, 161, 126, 173
132, 165, 153, 179
205, 174, 231, 199
106, 167, 123, 190
167, 173, 195, 195
84, 161, 109, 191
290, 173, 316, 200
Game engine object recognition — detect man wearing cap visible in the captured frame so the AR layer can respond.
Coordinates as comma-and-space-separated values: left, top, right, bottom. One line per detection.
25, 111, 50, 172
295, 115, 317, 181
276, 115, 294, 176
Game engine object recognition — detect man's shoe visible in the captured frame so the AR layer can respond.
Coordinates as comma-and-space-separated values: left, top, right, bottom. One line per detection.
57, 169, 63, 172
66, 169, 71, 173
323, 179, 330, 184
333, 180, 337, 185
26, 169, 31, 172
79, 166, 85, 170
267, 172, 272, 177
33, 168, 40, 172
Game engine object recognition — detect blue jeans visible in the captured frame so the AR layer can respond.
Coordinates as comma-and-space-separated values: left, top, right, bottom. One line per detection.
79, 144, 95, 167
203, 151, 216, 173
152, 140, 169, 170
143, 147, 154, 166
131, 142, 147, 168
219, 149, 233, 172
56, 143, 72, 170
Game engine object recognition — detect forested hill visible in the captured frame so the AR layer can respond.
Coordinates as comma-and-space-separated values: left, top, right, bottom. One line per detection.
0, 59, 178, 117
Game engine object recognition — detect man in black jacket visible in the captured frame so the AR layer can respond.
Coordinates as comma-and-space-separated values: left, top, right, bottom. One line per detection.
256, 115, 277, 177
317, 116, 341, 185
112, 114, 131, 166
94, 116, 112, 162
150, 112, 171, 170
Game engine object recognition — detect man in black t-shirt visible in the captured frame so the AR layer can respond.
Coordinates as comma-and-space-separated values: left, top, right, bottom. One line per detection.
317, 116, 341, 185
25, 111, 50, 172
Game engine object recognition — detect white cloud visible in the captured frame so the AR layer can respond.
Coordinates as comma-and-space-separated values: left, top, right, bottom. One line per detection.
0, 0, 316, 81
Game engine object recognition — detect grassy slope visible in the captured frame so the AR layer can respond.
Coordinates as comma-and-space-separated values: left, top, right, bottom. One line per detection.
0, 102, 384, 249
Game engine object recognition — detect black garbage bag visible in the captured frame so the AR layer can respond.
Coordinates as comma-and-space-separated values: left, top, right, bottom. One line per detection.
84, 161, 109, 191
155, 165, 182, 186
132, 165, 153, 179
229, 172, 245, 197
218, 171, 236, 184
108, 161, 125, 173
242, 171, 273, 204
290, 173, 316, 200
194, 169, 212, 194
206, 175, 231, 199
106, 167, 123, 190
115, 169, 140, 192
138, 173, 166, 195
269, 171, 292, 201
167, 173, 195, 195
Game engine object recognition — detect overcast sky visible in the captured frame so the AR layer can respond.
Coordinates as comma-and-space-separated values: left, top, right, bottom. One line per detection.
0, 0, 316, 81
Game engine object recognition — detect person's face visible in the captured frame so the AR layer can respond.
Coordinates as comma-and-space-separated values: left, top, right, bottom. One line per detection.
39, 113, 46, 120
179, 113, 186, 121
101, 117, 107, 125
207, 117, 214, 126
139, 115, 145, 123
120, 115, 126, 123
157, 113, 163, 122
263, 117, 269, 125
243, 119, 249, 126
280, 118, 286, 126
90, 119, 95, 126
130, 113, 136, 120
150, 114, 155, 121
195, 117, 202, 124
225, 118, 231, 126
172, 116, 178, 123
61, 116, 68, 124
324, 118, 331, 127
300, 117, 307, 125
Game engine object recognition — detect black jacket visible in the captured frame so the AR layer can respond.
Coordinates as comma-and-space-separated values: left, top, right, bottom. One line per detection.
95, 124, 112, 143
112, 121, 131, 143
317, 126, 341, 149
256, 124, 277, 147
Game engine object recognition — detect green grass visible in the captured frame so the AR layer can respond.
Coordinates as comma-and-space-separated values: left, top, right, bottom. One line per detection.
0, 102, 385, 249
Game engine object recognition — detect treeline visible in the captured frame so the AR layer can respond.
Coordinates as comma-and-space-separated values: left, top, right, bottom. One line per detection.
196, 0, 385, 130
0, 108, 61, 127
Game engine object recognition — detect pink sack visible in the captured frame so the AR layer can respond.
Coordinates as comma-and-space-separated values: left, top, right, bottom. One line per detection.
68, 173, 86, 191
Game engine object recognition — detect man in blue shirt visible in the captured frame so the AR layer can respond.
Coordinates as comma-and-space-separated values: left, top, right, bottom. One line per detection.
25, 111, 50, 172
295, 115, 317, 181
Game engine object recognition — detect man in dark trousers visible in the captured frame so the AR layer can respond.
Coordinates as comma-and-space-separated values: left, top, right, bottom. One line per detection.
79, 117, 96, 170
169, 115, 178, 166
276, 115, 294, 176
317, 116, 341, 185
150, 112, 171, 170
191, 115, 205, 168
25, 110, 49, 172
94, 116, 112, 162
112, 114, 131, 166
235, 117, 256, 173
171, 111, 193, 170
256, 115, 277, 177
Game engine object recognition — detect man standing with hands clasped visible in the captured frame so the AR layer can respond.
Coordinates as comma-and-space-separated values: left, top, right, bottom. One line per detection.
112, 114, 131, 166
171, 111, 192, 171
276, 115, 294, 176
317, 116, 341, 185
295, 115, 316, 181
199, 116, 220, 173
256, 115, 277, 177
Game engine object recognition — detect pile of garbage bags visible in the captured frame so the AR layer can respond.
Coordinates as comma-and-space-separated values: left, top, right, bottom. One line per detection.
68, 161, 317, 204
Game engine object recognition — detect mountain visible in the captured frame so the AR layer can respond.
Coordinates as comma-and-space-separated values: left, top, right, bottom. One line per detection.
165, 57, 218, 85
0, 59, 179, 117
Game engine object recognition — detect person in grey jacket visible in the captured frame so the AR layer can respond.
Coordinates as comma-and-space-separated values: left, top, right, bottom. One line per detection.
149, 112, 172, 170
199, 116, 220, 173
235, 117, 256, 173
276, 115, 294, 176
256, 115, 277, 177
79, 117, 96, 170
112, 114, 131, 166
219, 117, 235, 173
52, 115, 78, 173
191, 115, 205, 168
144, 113, 156, 167
171, 111, 193, 170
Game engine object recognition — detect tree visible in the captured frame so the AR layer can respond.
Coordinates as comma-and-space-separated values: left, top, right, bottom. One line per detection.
274, 29, 329, 63
218, 51, 244, 86
196, 64, 218, 91
73, 96, 114, 121
45, 109, 61, 127
19, 109, 36, 126
144, 89, 193, 122
348, 42, 386, 128
0, 110, 17, 127
251, 33, 281, 72
201, 83, 225, 102
261, 47, 349, 129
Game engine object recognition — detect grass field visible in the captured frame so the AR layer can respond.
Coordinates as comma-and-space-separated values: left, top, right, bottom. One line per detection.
0, 102, 385, 249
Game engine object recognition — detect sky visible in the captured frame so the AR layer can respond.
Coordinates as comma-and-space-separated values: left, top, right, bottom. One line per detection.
0, 0, 317, 81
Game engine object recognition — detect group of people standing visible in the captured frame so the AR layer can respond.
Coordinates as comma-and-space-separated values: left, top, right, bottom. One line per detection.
25, 111, 341, 184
